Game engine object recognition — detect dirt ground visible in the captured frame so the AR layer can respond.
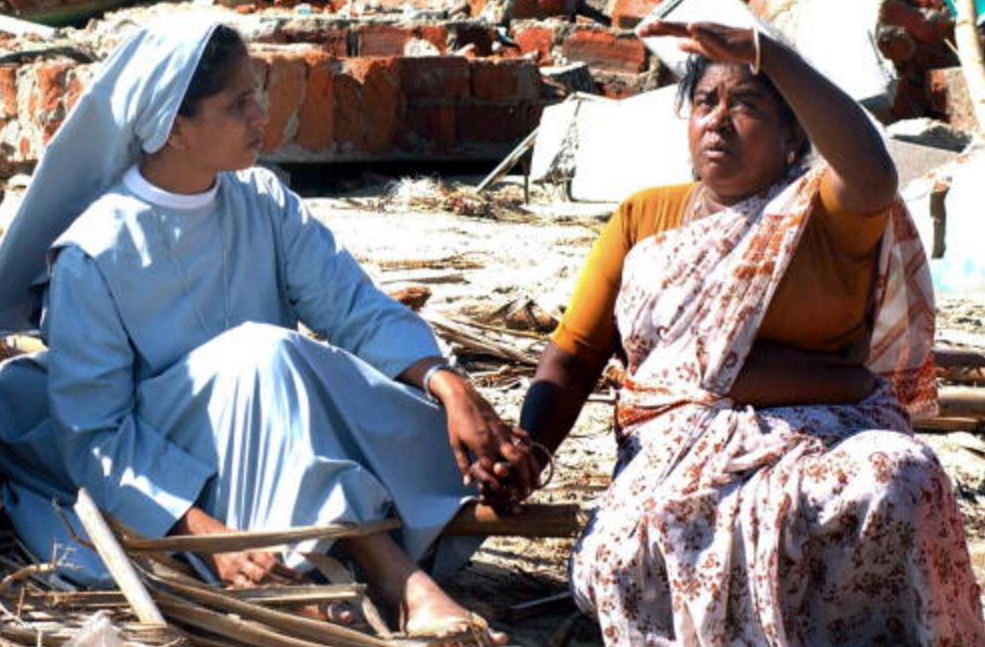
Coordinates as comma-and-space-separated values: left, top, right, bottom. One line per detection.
305, 174, 985, 646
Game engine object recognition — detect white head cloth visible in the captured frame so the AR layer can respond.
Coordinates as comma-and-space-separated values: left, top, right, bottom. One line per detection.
0, 18, 220, 334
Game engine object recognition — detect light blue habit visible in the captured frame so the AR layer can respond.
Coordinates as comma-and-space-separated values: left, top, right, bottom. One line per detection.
0, 20, 476, 586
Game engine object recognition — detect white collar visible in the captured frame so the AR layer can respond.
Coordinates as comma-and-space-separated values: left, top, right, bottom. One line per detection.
124, 165, 218, 210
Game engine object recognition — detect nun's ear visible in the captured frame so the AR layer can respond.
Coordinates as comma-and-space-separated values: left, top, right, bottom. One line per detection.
164, 116, 192, 151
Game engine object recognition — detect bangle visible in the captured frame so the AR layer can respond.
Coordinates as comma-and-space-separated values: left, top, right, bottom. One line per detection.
422, 361, 463, 404
749, 26, 761, 76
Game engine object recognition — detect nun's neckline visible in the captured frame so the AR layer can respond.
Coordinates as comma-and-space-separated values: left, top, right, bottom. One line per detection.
124, 165, 218, 211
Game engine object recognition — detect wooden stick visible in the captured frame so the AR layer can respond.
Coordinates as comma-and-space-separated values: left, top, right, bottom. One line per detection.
122, 519, 400, 554
477, 128, 539, 193
914, 416, 983, 432
230, 584, 365, 605
938, 386, 985, 418
72, 488, 167, 627
304, 553, 392, 640
444, 502, 585, 538
147, 575, 386, 647
953, 0, 985, 133
155, 591, 348, 647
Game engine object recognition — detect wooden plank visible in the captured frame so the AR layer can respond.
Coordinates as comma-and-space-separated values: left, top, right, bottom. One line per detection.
444, 502, 585, 538
122, 519, 400, 554
73, 488, 166, 627
938, 386, 985, 419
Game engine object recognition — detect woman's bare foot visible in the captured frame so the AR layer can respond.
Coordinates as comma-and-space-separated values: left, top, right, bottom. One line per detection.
337, 534, 509, 646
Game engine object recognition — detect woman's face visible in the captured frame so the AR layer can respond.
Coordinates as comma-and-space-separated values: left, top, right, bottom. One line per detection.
171, 54, 267, 174
688, 63, 798, 203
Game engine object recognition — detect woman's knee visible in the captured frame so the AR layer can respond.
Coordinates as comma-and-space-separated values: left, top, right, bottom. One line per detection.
829, 431, 952, 521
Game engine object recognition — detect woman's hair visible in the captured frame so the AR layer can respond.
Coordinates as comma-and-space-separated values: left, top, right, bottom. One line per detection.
178, 25, 249, 118
676, 55, 812, 164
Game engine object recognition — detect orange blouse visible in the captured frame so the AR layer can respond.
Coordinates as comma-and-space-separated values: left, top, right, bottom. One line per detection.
550, 171, 889, 366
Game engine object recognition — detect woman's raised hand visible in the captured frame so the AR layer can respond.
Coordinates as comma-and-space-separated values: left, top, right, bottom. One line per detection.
637, 20, 758, 68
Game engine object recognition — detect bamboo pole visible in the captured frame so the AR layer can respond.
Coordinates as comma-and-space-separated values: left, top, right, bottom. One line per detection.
72, 488, 167, 627
444, 502, 586, 538
953, 0, 985, 133
122, 519, 400, 554
938, 385, 985, 418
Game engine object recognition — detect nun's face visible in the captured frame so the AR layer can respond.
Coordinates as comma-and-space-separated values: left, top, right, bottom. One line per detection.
171, 55, 267, 173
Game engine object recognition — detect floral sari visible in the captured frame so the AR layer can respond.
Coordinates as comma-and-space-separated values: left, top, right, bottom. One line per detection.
570, 167, 984, 646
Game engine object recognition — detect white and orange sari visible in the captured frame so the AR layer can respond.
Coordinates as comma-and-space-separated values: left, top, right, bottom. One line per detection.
570, 167, 984, 646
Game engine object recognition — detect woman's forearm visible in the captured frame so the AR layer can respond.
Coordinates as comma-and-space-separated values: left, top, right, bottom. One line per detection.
760, 35, 897, 212
520, 343, 605, 456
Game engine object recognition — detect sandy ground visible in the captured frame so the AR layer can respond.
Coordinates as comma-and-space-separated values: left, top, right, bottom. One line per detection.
306, 175, 985, 646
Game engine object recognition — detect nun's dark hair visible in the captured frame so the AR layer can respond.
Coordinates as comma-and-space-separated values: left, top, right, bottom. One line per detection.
676, 54, 812, 164
178, 25, 249, 118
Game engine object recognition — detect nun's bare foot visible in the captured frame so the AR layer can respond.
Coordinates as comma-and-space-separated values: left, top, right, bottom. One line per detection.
400, 570, 508, 646
337, 533, 508, 646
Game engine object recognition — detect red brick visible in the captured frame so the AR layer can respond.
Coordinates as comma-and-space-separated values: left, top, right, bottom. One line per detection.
296, 52, 334, 152
607, 0, 662, 29
0, 66, 18, 119
470, 59, 540, 101
404, 104, 456, 152
35, 61, 72, 116
399, 56, 470, 99
64, 71, 83, 113
511, 24, 556, 63
456, 102, 541, 144
512, 0, 576, 19
563, 28, 646, 73
356, 24, 413, 56
334, 56, 402, 153
255, 52, 307, 151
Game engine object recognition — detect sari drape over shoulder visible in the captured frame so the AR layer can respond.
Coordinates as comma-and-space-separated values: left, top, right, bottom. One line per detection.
570, 167, 983, 646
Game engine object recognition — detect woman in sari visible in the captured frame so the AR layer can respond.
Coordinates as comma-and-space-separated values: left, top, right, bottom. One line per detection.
515, 20, 985, 645
0, 19, 534, 645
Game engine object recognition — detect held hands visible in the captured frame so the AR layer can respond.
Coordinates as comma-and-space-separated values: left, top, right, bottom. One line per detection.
637, 20, 760, 70
428, 369, 544, 509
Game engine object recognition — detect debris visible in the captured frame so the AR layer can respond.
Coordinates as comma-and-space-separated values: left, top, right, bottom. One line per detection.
952, 0, 985, 133
639, 0, 895, 112
545, 610, 582, 647
386, 285, 432, 311
72, 488, 166, 627
530, 86, 690, 202
887, 117, 974, 152
62, 611, 123, 647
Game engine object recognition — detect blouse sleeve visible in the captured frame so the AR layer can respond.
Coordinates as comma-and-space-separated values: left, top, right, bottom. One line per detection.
816, 168, 890, 259
43, 246, 215, 537
549, 204, 629, 366
274, 185, 441, 377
